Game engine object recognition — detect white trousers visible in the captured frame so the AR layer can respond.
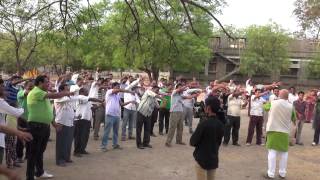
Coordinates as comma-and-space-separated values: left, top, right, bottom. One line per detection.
267, 149, 288, 178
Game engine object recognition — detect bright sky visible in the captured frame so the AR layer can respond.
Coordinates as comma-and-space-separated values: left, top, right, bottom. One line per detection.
89, 0, 299, 32
217, 0, 298, 32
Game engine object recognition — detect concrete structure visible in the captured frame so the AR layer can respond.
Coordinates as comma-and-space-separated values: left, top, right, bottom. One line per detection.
172, 36, 320, 88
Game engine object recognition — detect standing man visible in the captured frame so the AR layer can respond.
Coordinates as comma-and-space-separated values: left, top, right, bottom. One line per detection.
136, 86, 161, 149
165, 84, 199, 147
4, 75, 29, 106
100, 82, 134, 152
224, 89, 247, 146
89, 78, 107, 140
288, 87, 298, 104
264, 89, 295, 179
16, 80, 34, 163
246, 89, 268, 146
183, 88, 202, 134
26, 75, 73, 180
121, 77, 141, 141
190, 96, 224, 180
293, 91, 307, 146
158, 84, 172, 135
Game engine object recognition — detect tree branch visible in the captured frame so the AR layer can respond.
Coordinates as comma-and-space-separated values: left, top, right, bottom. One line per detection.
147, 0, 179, 52
180, 0, 199, 36
26, 0, 61, 20
183, 0, 234, 39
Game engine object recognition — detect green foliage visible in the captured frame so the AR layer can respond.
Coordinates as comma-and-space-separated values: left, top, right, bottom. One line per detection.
294, 0, 320, 39
0, 0, 220, 78
240, 23, 291, 78
106, 0, 213, 80
307, 47, 320, 78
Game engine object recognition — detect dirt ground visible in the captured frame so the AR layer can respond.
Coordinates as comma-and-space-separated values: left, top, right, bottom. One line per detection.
7, 110, 320, 180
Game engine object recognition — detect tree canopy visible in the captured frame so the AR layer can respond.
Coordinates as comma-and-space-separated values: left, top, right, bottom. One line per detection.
0, 0, 226, 81
240, 23, 291, 80
294, 0, 320, 39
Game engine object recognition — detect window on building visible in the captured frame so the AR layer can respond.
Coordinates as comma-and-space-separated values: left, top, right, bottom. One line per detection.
281, 68, 298, 76
209, 62, 217, 73
226, 63, 236, 73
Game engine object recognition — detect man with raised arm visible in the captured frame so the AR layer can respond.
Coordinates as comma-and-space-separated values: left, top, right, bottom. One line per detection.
26, 75, 73, 180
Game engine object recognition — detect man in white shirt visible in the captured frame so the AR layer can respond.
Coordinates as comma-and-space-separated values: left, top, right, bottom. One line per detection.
264, 89, 295, 179
246, 89, 268, 146
165, 84, 199, 147
246, 78, 254, 96
183, 88, 202, 134
269, 88, 280, 102
228, 79, 237, 93
121, 78, 141, 141
70, 77, 84, 96
74, 88, 102, 156
288, 87, 298, 104
89, 78, 107, 140
224, 90, 247, 146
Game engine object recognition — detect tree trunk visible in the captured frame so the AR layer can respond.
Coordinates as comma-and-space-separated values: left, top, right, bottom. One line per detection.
146, 70, 152, 83
15, 47, 23, 75
151, 68, 159, 84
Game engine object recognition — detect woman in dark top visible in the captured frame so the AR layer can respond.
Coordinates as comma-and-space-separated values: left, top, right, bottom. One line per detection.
190, 95, 224, 180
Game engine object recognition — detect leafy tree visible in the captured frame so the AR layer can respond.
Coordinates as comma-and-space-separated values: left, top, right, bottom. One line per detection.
307, 48, 320, 78
240, 23, 291, 80
105, 1, 214, 81
294, 0, 320, 39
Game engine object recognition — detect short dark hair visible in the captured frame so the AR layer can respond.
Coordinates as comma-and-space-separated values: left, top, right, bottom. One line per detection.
34, 75, 48, 86
58, 83, 68, 92
111, 82, 120, 88
205, 96, 220, 114
79, 87, 87, 94
255, 89, 262, 93
298, 91, 304, 95
290, 86, 295, 90
175, 83, 183, 89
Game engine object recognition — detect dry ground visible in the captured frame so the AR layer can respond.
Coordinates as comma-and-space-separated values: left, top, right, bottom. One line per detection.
3, 110, 319, 180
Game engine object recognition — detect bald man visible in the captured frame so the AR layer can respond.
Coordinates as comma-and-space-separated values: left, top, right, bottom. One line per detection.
264, 89, 296, 179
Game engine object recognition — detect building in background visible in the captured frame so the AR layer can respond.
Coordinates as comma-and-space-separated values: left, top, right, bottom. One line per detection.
172, 36, 320, 88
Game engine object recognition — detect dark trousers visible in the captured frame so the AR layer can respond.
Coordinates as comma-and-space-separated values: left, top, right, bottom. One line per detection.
17, 118, 28, 159
56, 125, 74, 165
314, 126, 320, 144
246, 116, 263, 145
150, 108, 158, 135
26, 122, 50, 180
136, 112, 151, 146
5, 135, 17, 167
224, 116, 241, 144
74, 120, 91, 154
159, 108, 170, 134
0, 147, 4, 164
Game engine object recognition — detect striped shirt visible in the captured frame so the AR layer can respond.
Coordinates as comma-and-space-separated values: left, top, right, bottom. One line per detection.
137, 90, 158, 117
4, 81, 19, 105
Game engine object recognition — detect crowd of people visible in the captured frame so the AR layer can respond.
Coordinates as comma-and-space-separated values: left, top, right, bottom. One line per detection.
0, 71, 319, 180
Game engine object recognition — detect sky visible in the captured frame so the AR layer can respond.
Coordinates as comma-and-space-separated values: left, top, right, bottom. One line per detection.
217, 0, 299, 32
88, 0, 299, 32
